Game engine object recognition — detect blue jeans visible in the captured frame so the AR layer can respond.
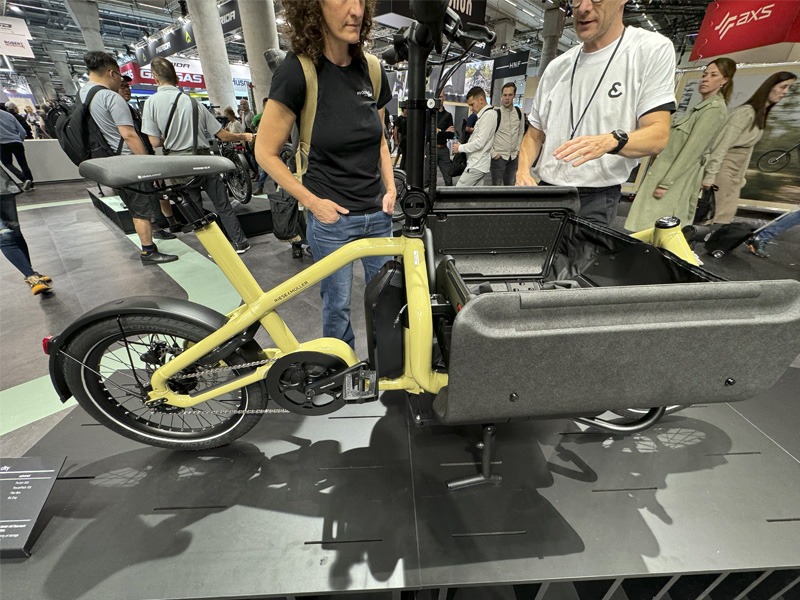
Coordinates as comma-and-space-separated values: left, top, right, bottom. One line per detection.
0, 193, 35, 277
306, 210, 392, 348
755, 209, 800, 243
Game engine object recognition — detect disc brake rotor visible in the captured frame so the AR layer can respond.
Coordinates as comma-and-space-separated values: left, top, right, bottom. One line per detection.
266, 352, 347, 416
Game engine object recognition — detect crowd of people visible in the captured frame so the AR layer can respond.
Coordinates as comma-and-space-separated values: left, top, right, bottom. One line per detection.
4, 0, 798, 355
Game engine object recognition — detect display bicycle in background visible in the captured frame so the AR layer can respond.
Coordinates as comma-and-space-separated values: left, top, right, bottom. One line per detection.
44, 0, 800, 489
756, 140, 800, 173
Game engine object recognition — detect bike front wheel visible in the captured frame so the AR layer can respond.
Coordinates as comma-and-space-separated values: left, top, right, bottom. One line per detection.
756, 149, 791, 173
62, 315, 268, 450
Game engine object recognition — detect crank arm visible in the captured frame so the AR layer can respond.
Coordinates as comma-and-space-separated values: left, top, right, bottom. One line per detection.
305, 361, 379, 402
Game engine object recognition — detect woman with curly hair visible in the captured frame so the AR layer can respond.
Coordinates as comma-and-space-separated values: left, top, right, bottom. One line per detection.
255, 0, 394, 349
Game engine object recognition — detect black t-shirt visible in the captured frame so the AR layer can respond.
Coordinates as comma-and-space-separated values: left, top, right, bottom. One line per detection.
270, 52, 391, 214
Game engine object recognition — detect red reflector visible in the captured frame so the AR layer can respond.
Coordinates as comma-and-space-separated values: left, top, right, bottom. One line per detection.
456, 304, 462, 312
42, 336, 53, 355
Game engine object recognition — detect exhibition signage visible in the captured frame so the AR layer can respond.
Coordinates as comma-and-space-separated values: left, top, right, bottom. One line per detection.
376, 0, 487, 29
135, 0, 242, 66
121, 58, 252, 94
690, 0, 800, 60
0, 456, 66, 559
0, 16, 34, 58
492, 50, 530, 79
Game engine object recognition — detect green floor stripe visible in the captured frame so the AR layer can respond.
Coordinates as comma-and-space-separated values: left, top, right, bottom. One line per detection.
125, 234, 241, 313
18, 198, 92, 211
0, 379, 76, 437
0, 229, 241, 437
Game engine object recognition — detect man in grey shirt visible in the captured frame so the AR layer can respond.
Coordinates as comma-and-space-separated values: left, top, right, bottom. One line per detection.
490, 82, 525, 186
142, 57, 252, 253
79, 51, 177, 265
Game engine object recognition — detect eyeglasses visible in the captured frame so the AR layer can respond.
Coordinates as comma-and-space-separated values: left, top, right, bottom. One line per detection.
110, 70, 121, 78
571, 0, 603, 7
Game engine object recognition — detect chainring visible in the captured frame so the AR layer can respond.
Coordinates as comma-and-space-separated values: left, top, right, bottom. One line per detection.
266, 351, 348, 416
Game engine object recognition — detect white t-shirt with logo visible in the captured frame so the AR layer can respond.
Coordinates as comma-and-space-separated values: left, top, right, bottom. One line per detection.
529, 27, 676, 188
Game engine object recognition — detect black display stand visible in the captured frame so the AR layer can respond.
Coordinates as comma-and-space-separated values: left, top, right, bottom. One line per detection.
87, 186, 273, 238
1, 369, 799, 599
0, 456, 66, 559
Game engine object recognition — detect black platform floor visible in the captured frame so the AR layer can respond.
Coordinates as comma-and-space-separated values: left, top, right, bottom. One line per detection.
1, 374, 799, 599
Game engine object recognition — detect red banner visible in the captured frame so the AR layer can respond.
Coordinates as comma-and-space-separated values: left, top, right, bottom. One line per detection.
120, 61, 206, 89
690, 0, 800, 61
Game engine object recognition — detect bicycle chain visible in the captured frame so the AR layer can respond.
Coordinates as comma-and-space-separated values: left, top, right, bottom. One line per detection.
167, 357, 276, 380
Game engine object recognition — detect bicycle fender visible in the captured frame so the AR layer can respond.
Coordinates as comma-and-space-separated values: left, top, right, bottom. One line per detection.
47, 296, 265, 403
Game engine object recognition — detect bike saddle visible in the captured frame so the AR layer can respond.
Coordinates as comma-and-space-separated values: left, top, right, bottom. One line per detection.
79, 155, 236, 189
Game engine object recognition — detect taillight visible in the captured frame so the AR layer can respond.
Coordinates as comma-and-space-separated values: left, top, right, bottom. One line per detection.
42, 336, 53, 355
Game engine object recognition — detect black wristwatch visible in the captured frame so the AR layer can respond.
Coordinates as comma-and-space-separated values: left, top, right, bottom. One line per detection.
608, 129, 629, 155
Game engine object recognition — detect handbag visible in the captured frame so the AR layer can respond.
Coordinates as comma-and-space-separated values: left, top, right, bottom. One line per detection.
269, 188, 306, 241
693, 185, 717, 224
450, 152, 467, 177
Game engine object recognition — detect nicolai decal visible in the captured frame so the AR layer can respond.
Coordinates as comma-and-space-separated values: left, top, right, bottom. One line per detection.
714, 3, 774, 40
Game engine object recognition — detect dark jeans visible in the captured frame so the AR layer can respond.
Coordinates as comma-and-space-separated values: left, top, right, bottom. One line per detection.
540, 181, 621, 226
490, 156, 518, 186
185, 174, 247, 246
1, 142, 33, 184
0, 192, 35, 277
436, 146, 453, 186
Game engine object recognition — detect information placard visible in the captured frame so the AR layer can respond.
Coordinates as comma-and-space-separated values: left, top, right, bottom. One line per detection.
0, 456, 66, 559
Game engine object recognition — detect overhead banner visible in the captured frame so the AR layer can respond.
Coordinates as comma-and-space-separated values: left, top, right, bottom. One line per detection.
121, 57, 251, 95
0, 16, 32, 39
135, 0, 242, 66
0, 33, 34, 58
690, 0, 800, 61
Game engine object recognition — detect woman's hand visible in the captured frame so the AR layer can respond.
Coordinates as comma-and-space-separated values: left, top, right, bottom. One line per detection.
310, 198, 349, 224
653, 187, 666, 199
382, 187, 397, 215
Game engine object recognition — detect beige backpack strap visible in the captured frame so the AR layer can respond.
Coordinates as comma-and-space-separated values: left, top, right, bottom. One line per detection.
296, 54, 318, 184
365, 53, 382, 105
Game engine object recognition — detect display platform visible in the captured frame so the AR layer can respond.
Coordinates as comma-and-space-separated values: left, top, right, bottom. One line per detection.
1, 368, 799, 600
87, 186, 273, 238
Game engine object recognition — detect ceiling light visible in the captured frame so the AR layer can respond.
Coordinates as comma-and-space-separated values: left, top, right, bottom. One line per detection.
234, 34, 242, 40
9, 4, 23, 13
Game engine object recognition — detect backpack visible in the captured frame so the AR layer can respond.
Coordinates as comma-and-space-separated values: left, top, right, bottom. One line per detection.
294, 52, 382, 183
55, 85, 123, 166
493, 106, 526, 135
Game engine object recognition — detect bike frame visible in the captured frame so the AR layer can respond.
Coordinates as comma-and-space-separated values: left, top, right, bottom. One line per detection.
145, 221, 446, 408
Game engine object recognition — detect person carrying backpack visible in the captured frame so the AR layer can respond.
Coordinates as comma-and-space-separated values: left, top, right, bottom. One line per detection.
490, 82, 525, 186
141, 58, 253, 254
72, 51, 178, 265
254, 0, 395, 350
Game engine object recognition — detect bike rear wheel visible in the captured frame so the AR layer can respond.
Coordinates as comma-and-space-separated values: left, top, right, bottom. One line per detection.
224, 151, 253, 204
62, 315, 268, 450
756, 149, 791, 173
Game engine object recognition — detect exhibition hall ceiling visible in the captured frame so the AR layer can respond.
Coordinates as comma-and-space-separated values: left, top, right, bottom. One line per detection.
2, 0, 711, 95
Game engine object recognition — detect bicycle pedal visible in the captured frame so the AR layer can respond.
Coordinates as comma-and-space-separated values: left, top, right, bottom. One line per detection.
343, 367, 379, 402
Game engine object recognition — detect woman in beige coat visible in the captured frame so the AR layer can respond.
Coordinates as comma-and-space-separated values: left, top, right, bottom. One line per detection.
625, 58, 736, 232
702, 71, 797, 224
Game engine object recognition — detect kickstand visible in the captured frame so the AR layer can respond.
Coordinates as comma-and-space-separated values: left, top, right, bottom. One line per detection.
447, 424, 502, 491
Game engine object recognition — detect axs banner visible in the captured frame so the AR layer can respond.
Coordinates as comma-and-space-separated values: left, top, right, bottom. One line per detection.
690, 0, 800, 60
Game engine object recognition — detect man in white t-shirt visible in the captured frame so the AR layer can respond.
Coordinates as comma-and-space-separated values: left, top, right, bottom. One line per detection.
452, 86, 498, 187
516, 0, 676, 226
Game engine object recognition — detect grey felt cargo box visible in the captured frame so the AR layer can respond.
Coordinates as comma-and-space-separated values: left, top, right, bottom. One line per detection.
427, 187, 800, 425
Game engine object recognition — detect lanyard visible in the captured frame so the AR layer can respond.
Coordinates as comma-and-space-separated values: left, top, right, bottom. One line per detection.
569, 28, 626, 140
